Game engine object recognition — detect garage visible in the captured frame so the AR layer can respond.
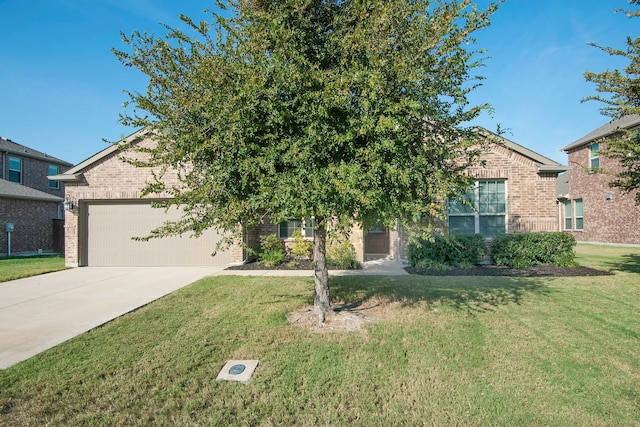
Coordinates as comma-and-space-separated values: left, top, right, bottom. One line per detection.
85, 202, 231, 266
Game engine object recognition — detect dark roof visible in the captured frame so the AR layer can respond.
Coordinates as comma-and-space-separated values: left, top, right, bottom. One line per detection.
0, 137, 73, 166
0, 179, 63, 202
556, 172, 569, 198
562, 114, 640, 152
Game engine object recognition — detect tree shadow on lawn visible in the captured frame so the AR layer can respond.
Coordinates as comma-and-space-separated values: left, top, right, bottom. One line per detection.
603, 254, 640, 274
328, 275, 552, 315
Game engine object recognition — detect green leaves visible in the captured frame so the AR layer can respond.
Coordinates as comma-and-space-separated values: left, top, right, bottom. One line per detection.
583, 0, 640, 203
115, 0, 499, 234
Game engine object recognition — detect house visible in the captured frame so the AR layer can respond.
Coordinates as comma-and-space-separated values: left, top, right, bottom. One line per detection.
1, 137, 72, 255
560, 114, 640, 245
363, 130, 568, 261
52, 129, 567, 267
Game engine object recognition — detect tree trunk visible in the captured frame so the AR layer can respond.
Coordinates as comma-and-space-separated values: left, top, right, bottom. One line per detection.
313, 218, 331, 325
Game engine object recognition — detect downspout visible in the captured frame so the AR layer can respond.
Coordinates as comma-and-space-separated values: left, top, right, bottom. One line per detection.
243, 222, 250, 264
2, 151, 7, 179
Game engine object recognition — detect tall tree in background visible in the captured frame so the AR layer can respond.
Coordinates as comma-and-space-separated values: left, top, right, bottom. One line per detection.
583, 0, 640, 203
114, 0, 499, 322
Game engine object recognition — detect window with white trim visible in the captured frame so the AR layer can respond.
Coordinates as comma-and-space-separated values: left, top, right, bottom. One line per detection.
48, 165, 60, 189
278, 218, 313, 239
9, 156, 22, 183
448, 180, 507, 238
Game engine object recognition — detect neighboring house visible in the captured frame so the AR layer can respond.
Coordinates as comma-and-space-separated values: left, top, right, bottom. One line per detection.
560, 114, 640, 245
1, 137, 72, 255
53, 129, 567, 267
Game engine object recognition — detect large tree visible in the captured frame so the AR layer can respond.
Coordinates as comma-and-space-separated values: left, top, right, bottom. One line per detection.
583, 0, 640, 203
114, 0, 499, 322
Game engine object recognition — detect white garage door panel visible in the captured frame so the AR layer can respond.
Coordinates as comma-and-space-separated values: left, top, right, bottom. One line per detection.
87, 203, 230, 266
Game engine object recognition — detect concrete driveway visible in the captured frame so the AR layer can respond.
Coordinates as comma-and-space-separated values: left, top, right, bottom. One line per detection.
0, 266, 224, 369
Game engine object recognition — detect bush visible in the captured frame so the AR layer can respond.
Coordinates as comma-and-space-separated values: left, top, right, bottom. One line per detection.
407, 233, 487, 269
327, 237, 361, 269
259, 233, 285, 267
289, 229, 313, 260
491, 232, 577, 269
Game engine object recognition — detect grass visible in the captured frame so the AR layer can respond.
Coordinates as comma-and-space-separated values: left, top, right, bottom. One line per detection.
1, 244, 639, 425
0, 255, 66, 282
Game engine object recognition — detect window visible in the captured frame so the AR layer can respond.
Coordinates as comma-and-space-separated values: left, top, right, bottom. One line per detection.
48, 165, 60, 189
9, 156, 22, 183
278, 218, 313, 239
590, 143, 600, 169
448, 180, 506, 238
574, 199, 583, 230
563, 200, 572, 230
563, 199, 583, 231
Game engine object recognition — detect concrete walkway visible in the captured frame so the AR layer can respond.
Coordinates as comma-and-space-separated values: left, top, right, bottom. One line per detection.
0, 259, 407, 369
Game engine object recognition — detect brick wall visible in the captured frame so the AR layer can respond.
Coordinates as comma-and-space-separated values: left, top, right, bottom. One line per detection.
2, 154, 68, 197
64, 135, 565, 265
396, 144, 562, 262
0, 198, 59, 255
565, 143, 640, 245
467, 143, 560, 233
64, 137, 245, 266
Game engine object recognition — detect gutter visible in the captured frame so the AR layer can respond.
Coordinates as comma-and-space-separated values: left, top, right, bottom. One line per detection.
537, 164, 569, 174
0, 193, 63, 203
47, 173, 84, 182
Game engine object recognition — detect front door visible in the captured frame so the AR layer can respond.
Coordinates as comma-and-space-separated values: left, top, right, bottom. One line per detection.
364, 225, 389, 260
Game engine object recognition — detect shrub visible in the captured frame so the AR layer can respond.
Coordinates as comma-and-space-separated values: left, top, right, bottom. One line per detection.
259, 233, 285, 267
327, 237, 361, 269
289, 229, 313, 260
407, 233, 487, 268
491, 232, 577, 269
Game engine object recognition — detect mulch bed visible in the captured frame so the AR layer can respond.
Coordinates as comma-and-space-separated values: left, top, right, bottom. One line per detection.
227, 259, 612, 277
405, 265, 613, 277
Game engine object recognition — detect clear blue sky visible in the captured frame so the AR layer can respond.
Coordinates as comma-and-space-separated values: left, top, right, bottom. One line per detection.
0, 0, 637, 165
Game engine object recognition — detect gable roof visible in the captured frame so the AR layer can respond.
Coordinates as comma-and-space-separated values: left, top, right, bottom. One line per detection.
49, 128, 149, 182
478, 128, 568, 174
0, 137, 73, 167
562, 114, 640, 152
0, 179, 63, 202
52, 126, 568, 181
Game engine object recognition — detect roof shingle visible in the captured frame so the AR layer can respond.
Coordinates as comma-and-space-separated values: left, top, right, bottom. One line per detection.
562, 114, 640, 152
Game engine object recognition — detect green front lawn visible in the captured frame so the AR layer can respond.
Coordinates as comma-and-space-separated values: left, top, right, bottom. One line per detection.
0, 255, 66, 283
1, 245, 639, 425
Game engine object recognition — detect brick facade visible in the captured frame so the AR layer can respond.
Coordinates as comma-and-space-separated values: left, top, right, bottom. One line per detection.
564, 142, 640, 245
59, 130, 565, 265
1, 138, 70, 255
63, 135, 245, 267
395, 142, 564, 261
0, 198, 60, 255
467, 143, 560, 233
1, 154, 66, 198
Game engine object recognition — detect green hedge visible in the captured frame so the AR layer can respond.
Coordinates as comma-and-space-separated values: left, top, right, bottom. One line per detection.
407, 233, 487, 269
491, 232, 577, 269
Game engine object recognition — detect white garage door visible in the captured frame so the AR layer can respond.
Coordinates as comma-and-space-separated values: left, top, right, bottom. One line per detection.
86, 202, 231, 266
